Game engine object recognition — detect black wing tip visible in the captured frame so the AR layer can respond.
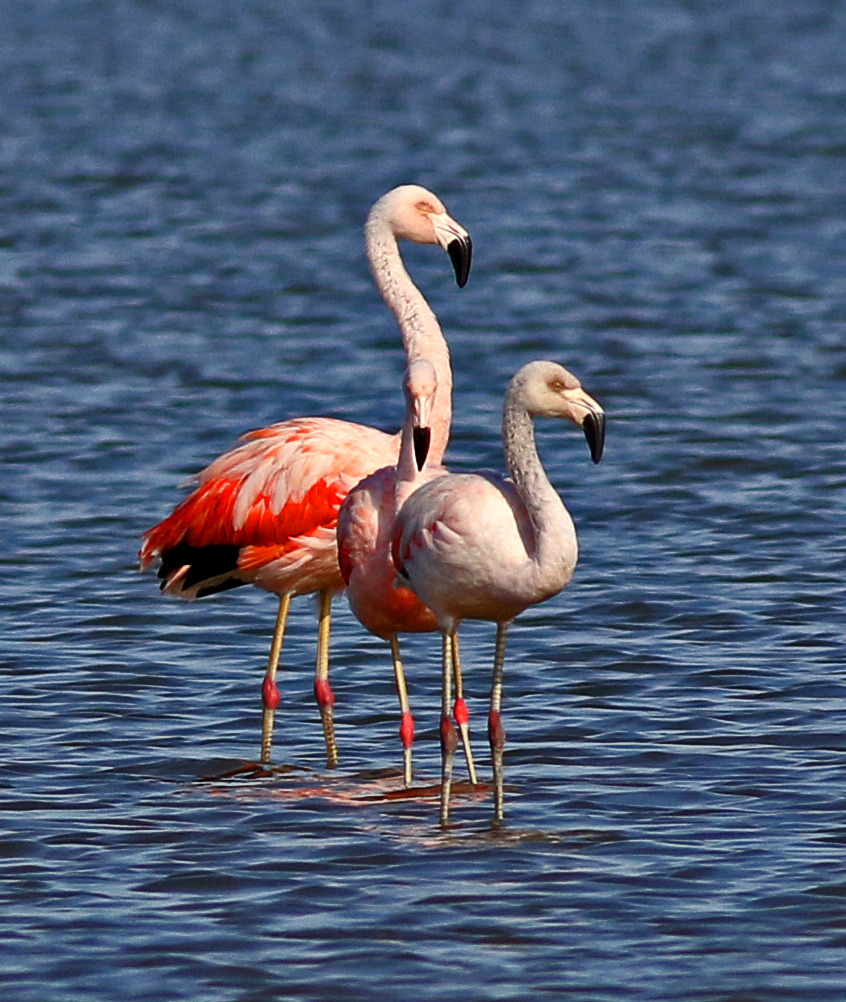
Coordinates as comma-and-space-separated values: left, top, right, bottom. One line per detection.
157, 542, 246, 596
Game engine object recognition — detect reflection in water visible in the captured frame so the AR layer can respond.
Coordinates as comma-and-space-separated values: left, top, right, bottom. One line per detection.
200, 759, 492, 808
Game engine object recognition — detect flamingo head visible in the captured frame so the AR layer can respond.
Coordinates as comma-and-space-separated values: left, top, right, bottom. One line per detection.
510, 360, 606, 464
405, 358, 438, 470
375, 185, 472, 287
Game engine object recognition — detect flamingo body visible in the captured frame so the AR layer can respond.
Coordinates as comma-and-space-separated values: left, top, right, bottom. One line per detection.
393, 360, 606, 822
338, 460, 443, 639
394, 471, 566, 626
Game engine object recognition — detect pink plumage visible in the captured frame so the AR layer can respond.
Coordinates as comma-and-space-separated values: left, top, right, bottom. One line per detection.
337, 358, 480, 787
393, 361, 606, 824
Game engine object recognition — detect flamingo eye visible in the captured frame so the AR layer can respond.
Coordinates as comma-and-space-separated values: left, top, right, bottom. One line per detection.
415, 200, 436, 215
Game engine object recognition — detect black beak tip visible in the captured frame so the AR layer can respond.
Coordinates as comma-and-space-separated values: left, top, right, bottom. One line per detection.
583, 411, 606, 464
448, 236, 472, 288
413, 426, 432, 471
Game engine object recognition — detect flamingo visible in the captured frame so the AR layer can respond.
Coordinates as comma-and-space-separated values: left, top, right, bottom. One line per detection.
393, 360, 605, 824
139, 184, 472, 767
337, 357, 477, 789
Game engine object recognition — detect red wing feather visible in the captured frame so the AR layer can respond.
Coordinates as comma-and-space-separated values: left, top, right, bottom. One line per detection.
141, 475, 346, 562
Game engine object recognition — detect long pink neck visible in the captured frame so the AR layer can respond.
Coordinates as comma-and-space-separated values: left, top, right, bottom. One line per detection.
365, 210, 452, 465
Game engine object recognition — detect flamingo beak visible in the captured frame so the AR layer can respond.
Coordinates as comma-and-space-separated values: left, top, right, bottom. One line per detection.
432, 213, 472, 288
447, 235, 472, 288
412, 426, 431, 471
412, 391, 435, 470
561, 385, 605, 463
582, 409, 606, 464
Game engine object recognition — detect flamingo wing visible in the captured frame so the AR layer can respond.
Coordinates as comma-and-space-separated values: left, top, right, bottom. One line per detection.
141, 418, 399, 599
336, 465, 393, 586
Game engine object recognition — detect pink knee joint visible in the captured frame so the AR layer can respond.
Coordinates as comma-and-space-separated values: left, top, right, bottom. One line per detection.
488, 710, 505, 751
314, 678, 335, 709
262, 676, 280, 710
399, 712, 415, 750
440, 714, 458, 755
453, 697, 469, 727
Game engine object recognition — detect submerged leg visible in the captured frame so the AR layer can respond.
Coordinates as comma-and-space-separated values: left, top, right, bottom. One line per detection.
451, 632, 478, 785
390, 634, 414, 788
488, 621, 510, 822
439, 631, 459, 826
261, 593, 291, 764
314, 590, 339, 769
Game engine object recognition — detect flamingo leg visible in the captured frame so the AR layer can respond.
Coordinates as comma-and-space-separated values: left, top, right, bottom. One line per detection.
488, 621, 510, 822
389, 634, 414, 788
451, 632, 478, 785
314, 590, 339, 768
260, 593, 291, 763
439, 631, 459, 825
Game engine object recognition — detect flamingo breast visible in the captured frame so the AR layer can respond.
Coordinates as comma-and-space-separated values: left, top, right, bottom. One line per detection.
394, 472, 545, 624
338, 463, 443, 638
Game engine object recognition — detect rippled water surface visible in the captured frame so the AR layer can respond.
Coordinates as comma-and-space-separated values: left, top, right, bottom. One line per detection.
3, 1, 846, 999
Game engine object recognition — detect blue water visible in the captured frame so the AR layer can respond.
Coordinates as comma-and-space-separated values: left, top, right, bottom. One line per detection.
2, 1, 846, 999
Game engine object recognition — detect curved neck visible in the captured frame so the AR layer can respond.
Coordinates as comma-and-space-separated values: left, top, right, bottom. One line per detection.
502, 401, 577, 586
365, 212, 452, 464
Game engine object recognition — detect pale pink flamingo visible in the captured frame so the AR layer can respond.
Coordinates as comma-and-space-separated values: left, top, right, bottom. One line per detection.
393, 361, 605, 823
139, 185, 471, 766
337, 358, 477, 788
